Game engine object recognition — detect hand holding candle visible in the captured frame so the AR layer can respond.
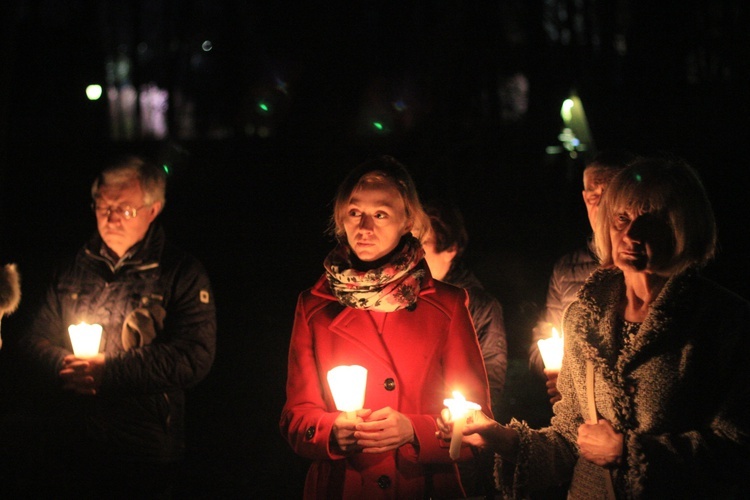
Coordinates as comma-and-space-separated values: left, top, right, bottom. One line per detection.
327, 365, 368, 419
537, 326, 564, 371
68, 322, 103, 358
443, 390, 481, 460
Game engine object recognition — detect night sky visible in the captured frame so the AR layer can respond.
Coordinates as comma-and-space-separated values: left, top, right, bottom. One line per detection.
1, 1, 750, 496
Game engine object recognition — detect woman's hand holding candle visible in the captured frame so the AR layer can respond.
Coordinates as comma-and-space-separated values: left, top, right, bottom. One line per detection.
354, 406, 415, 453
442, 391, 481, 460
327, 365, 368, 419
332, 409, 370, 454
437, 408, 520, 459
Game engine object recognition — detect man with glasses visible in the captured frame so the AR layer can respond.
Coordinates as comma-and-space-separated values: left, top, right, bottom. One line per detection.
23, 156, 216, 497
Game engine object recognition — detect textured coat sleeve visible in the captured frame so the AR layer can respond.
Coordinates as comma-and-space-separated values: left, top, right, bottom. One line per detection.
103, 255, 217, 393
500, 314, 583, 498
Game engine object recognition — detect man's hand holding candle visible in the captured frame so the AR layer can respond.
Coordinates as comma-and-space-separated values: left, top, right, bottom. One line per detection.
59, 353, 106, 396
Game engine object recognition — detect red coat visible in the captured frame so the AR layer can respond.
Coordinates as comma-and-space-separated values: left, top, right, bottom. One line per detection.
280, 267, 492, 499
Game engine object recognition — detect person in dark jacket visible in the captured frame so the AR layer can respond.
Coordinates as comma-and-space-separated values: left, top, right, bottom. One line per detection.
23, 156, 216, 498
422, 200, 507, 498
531, 150, 638, 405
422, 200, 507, 416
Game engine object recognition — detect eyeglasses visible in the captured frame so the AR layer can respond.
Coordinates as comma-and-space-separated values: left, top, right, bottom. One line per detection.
91, 203, 150, 220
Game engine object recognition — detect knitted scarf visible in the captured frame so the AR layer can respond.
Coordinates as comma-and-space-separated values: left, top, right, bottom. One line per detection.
324, 235, 425, 312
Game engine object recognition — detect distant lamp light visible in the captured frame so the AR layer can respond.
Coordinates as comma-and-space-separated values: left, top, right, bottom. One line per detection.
86, 84, 103, 101
555, 92, 595, 157
372, 121, 384, 131
202, 40, 213, 52
162, 164, 171, 175
560, 98, 574, 125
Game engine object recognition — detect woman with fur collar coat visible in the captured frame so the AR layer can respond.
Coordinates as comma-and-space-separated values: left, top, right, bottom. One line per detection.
441, 157, 750, 499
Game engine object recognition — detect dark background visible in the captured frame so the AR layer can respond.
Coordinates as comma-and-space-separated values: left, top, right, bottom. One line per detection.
1, 1, 749, 497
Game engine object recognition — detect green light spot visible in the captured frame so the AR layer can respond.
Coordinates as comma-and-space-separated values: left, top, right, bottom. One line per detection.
373, 122, 384, 131
162, 164, 171, 175
258, 102, 269, 113
635, 174, 642, 182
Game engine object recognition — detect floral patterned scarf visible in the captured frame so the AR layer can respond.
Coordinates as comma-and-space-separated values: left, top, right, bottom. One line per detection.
324, 235, 426, 312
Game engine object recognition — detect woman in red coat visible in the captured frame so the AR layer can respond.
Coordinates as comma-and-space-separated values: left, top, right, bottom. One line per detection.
280, 156, 492, 499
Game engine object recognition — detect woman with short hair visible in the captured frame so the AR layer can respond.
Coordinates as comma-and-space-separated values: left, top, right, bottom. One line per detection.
443, 157, 750, 499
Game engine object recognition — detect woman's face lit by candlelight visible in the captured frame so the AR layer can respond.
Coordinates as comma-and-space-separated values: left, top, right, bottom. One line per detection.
609, 208, 674, 274
343, 183, 412, 262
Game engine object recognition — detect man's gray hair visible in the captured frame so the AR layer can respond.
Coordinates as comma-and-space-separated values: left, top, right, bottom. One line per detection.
91, 156, 167, 207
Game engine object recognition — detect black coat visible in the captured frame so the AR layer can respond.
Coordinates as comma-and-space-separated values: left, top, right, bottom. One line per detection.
24, 224, 216, 462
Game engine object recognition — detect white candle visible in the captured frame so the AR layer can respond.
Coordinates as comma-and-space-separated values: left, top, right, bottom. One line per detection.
327, 365, 368, 419
537, 327, 564, 371
68, 322, 103, 358
443, 390, 481, 460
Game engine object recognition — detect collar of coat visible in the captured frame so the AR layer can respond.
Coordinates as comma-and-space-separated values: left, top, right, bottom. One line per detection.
566, 266, 697, 374
84, 223, 165, 273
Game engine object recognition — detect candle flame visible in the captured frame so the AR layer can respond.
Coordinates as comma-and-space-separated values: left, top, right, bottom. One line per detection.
327, 365, 368, 413
537, 326, 564, 370
68, 322, 103, 358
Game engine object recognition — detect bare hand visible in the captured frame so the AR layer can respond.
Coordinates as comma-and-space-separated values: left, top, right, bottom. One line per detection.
437, 409, 517, 457
331, 409, 369, 453
544, 368, 562, 405
59, 353, 105, 395
355, 407, 415, 453
577, 418, 623, 467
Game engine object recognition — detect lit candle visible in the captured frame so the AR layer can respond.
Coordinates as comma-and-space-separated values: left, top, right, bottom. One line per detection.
68, 322, 103, 358
537, 327, 564, 371
443, 390, 481, 460
327, 365, 368, 419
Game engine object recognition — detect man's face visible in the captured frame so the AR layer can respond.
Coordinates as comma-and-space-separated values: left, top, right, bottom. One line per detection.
582, 168, 610, 232
94, 179, 161, 258
421, 231, 455, 281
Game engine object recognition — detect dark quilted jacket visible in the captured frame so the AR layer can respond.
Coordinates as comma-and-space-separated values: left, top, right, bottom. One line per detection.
24, 224, 216, 462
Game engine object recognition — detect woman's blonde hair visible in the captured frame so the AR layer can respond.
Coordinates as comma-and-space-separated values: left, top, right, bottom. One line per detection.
594, 156, 717, 275
329, 156, 431, 242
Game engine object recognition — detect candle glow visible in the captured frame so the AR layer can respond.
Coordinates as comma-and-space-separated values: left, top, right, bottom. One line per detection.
537, 326, 564, 371
327, 365, 368, 419
68, 322, 103, 358
443, 390, 481, 460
